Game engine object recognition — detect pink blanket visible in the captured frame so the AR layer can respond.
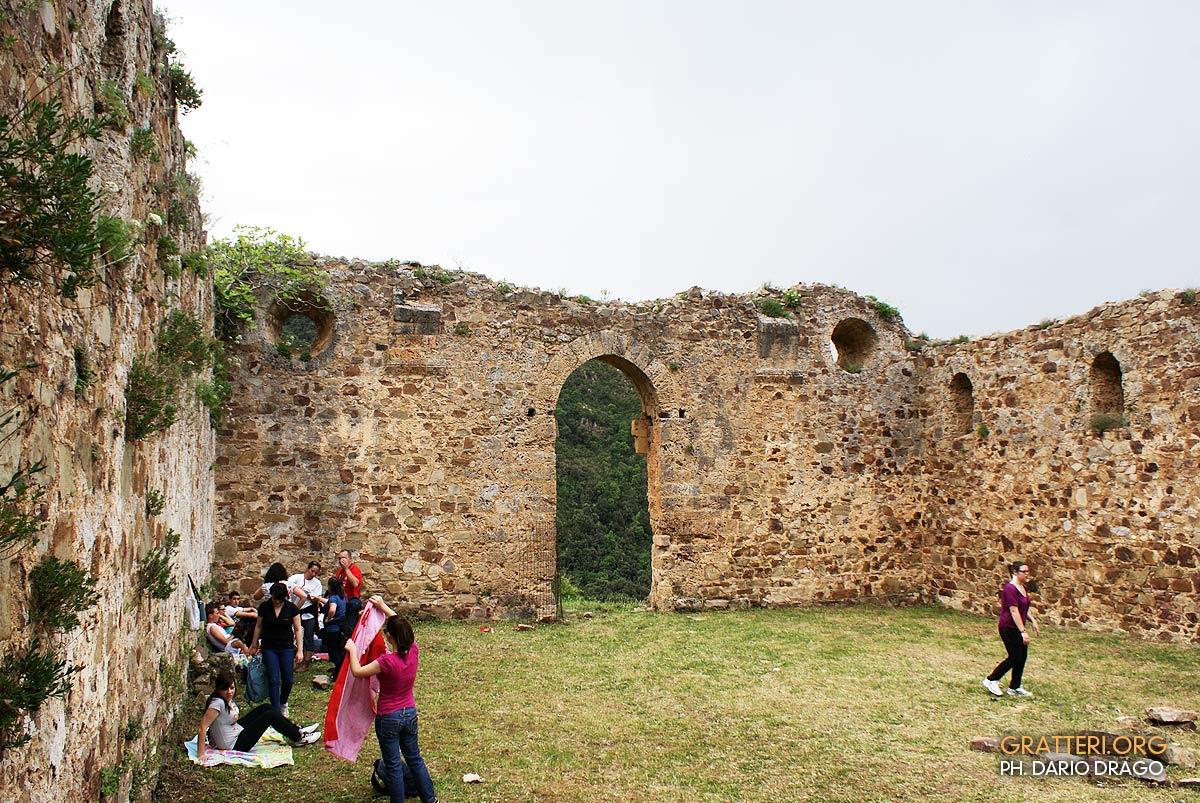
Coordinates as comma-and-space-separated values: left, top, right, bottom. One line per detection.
323, 603, 387, 761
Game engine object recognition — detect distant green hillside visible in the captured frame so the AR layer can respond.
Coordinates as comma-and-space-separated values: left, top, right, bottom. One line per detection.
555, 360, 651, 600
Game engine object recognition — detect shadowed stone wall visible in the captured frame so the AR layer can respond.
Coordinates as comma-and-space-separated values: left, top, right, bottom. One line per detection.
1, 1, 213, 799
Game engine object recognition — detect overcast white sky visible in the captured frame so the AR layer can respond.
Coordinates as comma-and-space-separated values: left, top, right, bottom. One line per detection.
160, 1, 1198, 338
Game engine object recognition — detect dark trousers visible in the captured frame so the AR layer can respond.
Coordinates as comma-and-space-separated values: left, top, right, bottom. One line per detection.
232, 703, 300, 752
261, 647, 295, 710
376, 708, 437, 803
988, 627, 1028, 689
326, 628, 347, 678
345, 596, 363, 638
300, 613, 318, 652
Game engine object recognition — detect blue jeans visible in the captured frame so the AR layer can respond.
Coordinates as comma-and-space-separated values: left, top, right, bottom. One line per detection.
376, 708, 437, 803
260, 647, 295, 711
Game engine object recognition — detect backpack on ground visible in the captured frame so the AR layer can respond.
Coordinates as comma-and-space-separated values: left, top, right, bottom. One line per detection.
371, 757, 418, 797
243, 655, 269, 704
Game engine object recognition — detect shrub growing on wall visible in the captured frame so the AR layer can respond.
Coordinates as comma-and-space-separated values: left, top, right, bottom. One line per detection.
29, 557, 98, 631
136, 528, 180, 600
0, 99, 118, 299
209, 226, 329, 342
0, 642, 77, 750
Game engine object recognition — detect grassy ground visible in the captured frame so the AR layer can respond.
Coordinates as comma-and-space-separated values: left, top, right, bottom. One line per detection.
153, 602, 1200, 802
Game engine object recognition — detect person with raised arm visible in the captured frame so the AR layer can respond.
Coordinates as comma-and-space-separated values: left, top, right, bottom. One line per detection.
345, 595, 438, 803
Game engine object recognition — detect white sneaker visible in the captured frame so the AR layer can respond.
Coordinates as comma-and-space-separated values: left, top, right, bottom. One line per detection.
1007, 686, 1033, 698
281, 704, 289, 717
982, 678, 1002, 697
294, 731, 321, 746
299, 723, 320, 735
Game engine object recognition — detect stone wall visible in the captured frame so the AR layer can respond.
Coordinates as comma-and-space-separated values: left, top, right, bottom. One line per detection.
911, 290, 1200, 641
1, 1, 213, 800
216, 264, 1199, 643
215, 266, 930, 619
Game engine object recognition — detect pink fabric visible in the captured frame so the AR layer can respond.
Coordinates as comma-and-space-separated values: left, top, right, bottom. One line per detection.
323, 603, 387, 762
376, 645, 419, 714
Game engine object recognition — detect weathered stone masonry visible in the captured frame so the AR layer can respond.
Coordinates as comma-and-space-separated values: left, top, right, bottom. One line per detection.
2, 1, 212, 800
213, 266, 1199, 641
914, 293, 1200, 640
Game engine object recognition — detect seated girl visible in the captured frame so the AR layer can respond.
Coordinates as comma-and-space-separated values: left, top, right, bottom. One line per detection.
197, 670, 320, 760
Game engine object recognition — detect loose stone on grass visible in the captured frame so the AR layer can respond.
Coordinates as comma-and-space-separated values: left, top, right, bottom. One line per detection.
312, 674, 332, 691
969, 736, 1000, 752
1164, 744, 1198, 769
1146, 707, 1197, 727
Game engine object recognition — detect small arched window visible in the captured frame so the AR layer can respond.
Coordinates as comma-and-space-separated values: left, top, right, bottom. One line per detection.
1088, 351, 1125, 433
949, 372, 974, 435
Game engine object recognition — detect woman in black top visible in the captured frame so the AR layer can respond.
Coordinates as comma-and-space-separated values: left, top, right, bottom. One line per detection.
249, 582, 303, 714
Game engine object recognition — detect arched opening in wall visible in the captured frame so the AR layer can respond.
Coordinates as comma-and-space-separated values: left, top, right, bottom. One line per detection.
949, 372, 974, 436
1089, 351, 1125, 431
553, 357, 656, 614
267, 298, 335, 361
829, 318, 878, 372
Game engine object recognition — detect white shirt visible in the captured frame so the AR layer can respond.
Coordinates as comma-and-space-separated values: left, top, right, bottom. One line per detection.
287, 573, 323, 619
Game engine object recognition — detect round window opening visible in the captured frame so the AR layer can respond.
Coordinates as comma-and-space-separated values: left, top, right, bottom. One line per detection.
268, 301, 335, 361
829, 318, 878, 373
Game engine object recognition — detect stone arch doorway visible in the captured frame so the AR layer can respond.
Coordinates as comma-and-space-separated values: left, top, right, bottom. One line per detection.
542, 340, 668, 619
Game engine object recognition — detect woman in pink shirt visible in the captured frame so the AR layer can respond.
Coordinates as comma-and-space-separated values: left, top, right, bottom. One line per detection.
982, 560, 1041, 698
346, 596, 438, 803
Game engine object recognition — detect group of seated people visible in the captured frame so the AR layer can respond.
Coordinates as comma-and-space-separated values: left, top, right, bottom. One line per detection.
204, 550, 365, 679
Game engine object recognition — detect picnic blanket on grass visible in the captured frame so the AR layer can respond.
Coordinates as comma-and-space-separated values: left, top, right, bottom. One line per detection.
184, 728, 293, 768
324, 602, 387, 762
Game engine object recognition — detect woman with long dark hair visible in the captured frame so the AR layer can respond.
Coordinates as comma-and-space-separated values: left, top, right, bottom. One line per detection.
253, 562, 290, 600
196, 670, 320, 760
248, 582, 303, 715
346, 596, 438, 803
982, 560, 1041, 697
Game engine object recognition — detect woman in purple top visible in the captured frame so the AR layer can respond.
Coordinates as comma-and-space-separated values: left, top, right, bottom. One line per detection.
982, 560, 1041, 698
346, 596, 438, 803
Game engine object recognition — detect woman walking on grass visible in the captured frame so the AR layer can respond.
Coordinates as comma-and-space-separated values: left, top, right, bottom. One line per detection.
982, 560, 1040, 698
346, 596, 438, 803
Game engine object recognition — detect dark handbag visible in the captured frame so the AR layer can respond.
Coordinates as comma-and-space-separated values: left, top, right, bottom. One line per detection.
371, 758, 418, 797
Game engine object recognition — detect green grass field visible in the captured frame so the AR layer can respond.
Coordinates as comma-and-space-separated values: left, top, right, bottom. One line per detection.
153, 602, 1200, 802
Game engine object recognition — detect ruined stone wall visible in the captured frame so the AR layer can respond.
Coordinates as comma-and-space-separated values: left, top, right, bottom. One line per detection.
215, 268, 927, 618
217, 261, 1200, 643
1, 1, 213, 800
912, 291, 1200, 641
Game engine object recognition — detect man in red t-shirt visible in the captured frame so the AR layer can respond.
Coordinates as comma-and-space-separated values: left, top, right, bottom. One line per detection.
334, 549, 365, 637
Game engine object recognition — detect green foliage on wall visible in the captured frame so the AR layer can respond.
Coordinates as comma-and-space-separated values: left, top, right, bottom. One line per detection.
208, 226, 327, 342
0, 99, 123, 299
555, 360, 651, 601
126, 310, 228, 438
168, 63, 203, 112
0, 642, 77, 750
757, 297, 789, 318
136, 528, 181, 601
29, 556, 98, 631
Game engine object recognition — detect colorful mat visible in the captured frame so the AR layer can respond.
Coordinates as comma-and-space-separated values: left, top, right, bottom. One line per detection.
184, 728, 294, 768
